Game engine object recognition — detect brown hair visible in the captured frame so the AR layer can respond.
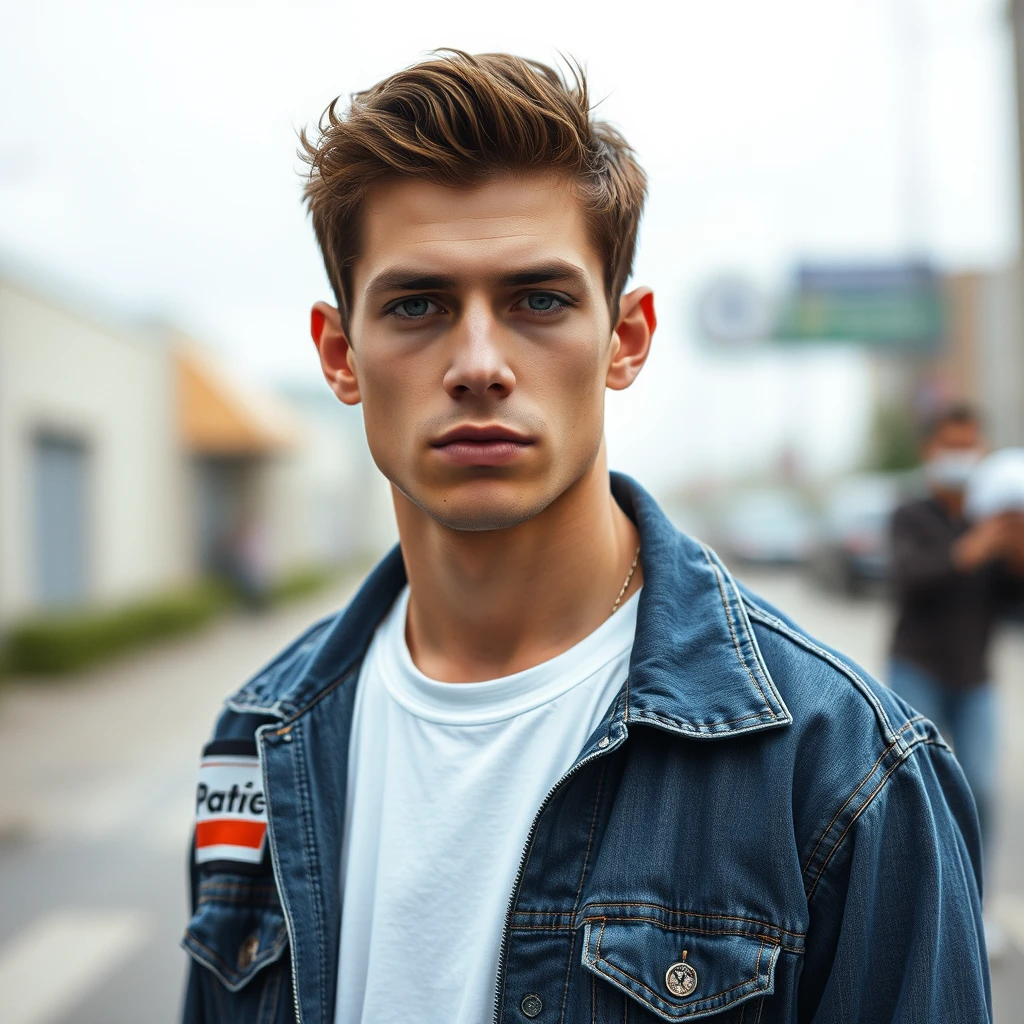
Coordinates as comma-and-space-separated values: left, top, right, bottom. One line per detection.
923, 402, 982, 444
300, 50, 647, 329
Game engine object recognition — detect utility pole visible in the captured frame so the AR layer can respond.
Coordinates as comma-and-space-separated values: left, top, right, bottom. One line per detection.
1012, 2, 1024, 248
1009, 1, 1024, 443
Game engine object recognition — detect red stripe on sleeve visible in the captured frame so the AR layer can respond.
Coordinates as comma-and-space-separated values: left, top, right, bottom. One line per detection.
196, 819, 267, 849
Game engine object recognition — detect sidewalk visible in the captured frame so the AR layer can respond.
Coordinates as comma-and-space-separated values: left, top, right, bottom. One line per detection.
0, 577, 361, 850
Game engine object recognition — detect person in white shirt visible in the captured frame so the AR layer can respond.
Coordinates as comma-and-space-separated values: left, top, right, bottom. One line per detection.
302, 52, 653, 1024
182, 49, 990, 1024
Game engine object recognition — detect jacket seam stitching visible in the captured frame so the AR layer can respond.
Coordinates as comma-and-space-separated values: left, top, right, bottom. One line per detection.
197, 894, 280, 908
290, 726, 327, 1019
801, 717, 924, 876
577, 916, 803, 953
743, 600, 900, 745
631, 708, 771, 730
184, 927, 287, 982
285, 661, 363, 723
569, 905, 804, 938
590, 934, 769, 1008
700, 546, 775, 717
713, 554, 784, 716
805, 737, 931, 901
559, 762, 607, 1024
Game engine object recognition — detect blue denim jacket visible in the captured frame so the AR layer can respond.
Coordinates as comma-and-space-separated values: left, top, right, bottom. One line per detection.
182, 474, 989, 1023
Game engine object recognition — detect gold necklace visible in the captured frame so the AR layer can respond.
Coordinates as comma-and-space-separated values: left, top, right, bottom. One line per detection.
609, 544, 641, 616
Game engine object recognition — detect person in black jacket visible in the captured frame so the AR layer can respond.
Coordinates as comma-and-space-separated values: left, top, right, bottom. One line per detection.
890, 403, 1024, 858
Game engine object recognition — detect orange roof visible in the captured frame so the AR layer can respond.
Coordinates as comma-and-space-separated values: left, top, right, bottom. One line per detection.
176, 343, 301, 455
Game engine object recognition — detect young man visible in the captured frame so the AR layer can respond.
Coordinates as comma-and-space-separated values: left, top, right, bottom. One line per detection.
890, 405, 1024, 871
182, 53, 989, 1023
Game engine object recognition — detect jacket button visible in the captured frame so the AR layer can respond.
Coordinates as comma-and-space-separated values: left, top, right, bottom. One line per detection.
597, 736, 610, 749
238, 933, 260, 969
665, 958, 698, 997
520, 992, 543, 1017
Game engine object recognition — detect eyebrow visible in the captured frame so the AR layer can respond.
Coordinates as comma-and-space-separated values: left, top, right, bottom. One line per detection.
364, 259, 590, 296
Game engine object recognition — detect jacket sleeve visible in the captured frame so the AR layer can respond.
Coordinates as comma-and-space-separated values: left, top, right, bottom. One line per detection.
890, 503, 960, 598
800, 740, 990, 1023
180, 830, 207, 1024
181, 960, 207, 1024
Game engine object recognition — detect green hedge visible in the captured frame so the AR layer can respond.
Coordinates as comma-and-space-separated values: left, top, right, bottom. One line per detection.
268, 565, 337, 603
2, 565, 346, 677
4, 582, 232, 675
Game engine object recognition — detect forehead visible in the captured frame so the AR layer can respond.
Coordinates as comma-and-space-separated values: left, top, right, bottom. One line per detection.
352, 173, 602, 293
932, 419, 980, 446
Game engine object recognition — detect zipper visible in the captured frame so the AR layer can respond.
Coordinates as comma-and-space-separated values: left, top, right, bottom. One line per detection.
490, 722, 626, 1024
257, 722, 305, 1024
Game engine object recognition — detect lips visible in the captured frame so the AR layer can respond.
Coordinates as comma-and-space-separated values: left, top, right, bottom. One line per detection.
430, 424, 535, 467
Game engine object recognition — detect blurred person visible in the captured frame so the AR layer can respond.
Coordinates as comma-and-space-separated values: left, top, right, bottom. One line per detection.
889, 404, 1024, 950
182, 53, 989, 1023
219, 511, 273, 610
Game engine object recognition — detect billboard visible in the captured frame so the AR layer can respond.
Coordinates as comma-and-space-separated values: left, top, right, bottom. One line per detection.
773, 262, 946, 350
697, 262, 947, 352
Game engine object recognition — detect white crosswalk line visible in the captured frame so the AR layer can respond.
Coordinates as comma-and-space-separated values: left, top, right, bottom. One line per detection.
0, 908, 149, 1024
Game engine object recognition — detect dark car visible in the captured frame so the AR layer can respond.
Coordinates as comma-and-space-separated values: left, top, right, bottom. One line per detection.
810, 474, 902, 595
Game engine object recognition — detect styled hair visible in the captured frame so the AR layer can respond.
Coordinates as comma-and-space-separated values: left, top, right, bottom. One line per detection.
299, 50, 647, 328
923, 401, 982, 443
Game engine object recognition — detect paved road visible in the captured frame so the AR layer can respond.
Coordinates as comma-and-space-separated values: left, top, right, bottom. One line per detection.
0, 569, 1021, 1022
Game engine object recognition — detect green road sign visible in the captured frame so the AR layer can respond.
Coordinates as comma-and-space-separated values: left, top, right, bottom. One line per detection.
772, 263, 946, 351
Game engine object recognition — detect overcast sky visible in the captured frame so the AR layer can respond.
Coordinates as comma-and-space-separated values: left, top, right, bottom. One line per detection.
0, 0, 1018, 490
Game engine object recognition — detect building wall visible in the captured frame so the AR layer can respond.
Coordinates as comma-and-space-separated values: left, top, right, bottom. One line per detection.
927, 268, 1024, 449
0, 279, 190, 625
256, 395, 396, 573
978, 263, 1024, 448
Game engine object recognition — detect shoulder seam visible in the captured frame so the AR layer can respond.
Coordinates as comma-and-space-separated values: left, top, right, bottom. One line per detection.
228, 614, 339, 711
804, 729, 940, 902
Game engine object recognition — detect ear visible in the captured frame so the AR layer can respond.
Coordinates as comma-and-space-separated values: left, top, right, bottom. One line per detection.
606, 287, 656, 391
311, 302, 361, 406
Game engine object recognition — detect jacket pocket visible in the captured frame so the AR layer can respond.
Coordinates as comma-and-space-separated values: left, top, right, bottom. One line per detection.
581, 916, 779, 1021
183, 872, 290, 996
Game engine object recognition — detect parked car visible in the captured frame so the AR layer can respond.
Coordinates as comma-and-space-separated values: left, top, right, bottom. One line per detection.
809, 474, 902, 595
712, 488, 816, 566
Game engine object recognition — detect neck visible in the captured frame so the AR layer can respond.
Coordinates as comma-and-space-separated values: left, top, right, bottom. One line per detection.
934, 487, 965, 520
396, 451, 642, 683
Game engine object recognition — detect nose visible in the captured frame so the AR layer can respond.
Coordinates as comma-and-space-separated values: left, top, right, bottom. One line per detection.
442, 301, 516, 399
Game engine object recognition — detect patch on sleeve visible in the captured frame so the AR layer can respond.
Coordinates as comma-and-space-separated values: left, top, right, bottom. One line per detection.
195, 739, 269, 869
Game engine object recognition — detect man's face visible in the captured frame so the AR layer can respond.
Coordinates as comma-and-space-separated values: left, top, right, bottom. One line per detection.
924, 419, 983, 496
336, 173, 625, 531
927, 419, 981, 457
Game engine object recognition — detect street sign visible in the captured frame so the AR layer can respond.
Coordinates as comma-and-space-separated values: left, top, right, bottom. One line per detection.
695, 275, 772, 347
772, 262, 946, 350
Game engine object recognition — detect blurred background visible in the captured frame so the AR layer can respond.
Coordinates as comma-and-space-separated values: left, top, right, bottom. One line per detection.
2, 0, 1024, 1020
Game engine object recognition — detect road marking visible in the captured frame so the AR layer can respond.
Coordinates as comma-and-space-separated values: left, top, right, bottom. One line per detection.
0, 908, 148, 1024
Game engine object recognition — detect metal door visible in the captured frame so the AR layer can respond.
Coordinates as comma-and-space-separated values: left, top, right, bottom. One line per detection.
33, 432, 89, 606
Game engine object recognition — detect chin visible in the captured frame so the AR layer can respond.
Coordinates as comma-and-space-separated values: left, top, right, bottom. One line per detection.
404, 476, 557, 533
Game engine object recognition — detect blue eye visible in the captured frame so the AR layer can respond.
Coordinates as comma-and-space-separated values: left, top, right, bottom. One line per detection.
524, 293, 565, 313
390, 297, 436, 318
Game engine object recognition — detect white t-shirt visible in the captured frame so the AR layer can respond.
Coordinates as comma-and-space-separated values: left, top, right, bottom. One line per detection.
334, 585, 640, 1024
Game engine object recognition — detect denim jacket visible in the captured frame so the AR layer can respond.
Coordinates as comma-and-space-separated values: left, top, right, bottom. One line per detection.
182, 474, 989, 1023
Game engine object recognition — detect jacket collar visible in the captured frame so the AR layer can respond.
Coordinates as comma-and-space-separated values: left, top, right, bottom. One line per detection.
609, 474, 790, 739
229, 473, 790, 740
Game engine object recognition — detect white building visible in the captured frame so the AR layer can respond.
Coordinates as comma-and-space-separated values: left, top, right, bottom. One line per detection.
0, 276, 188, 626
0, 273, 391, 630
